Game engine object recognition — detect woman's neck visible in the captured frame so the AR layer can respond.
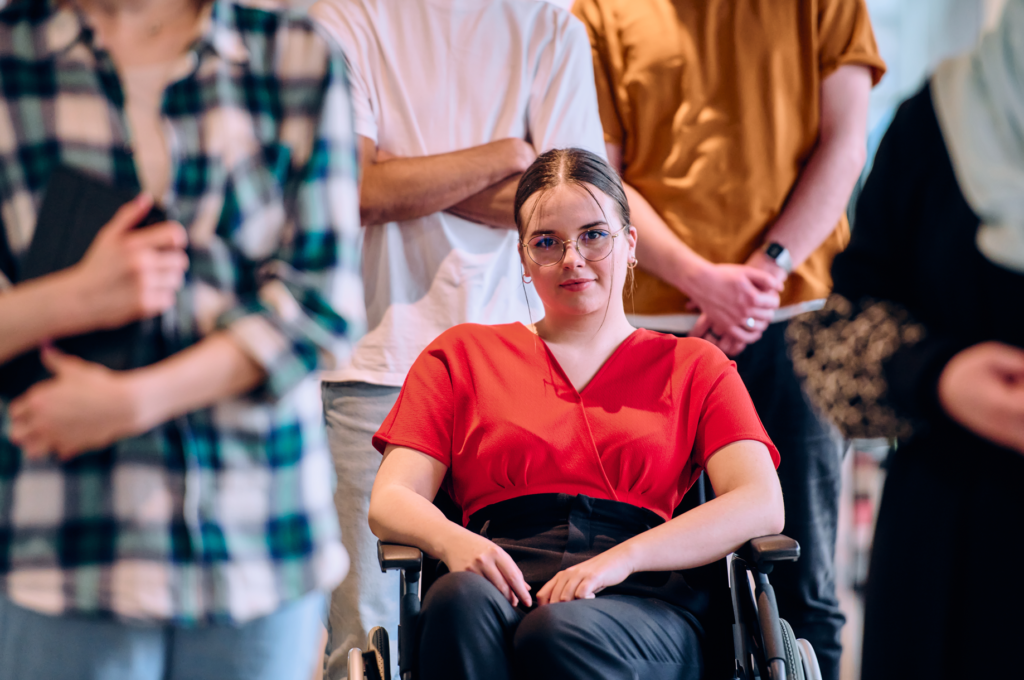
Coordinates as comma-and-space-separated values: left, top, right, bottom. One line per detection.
534, 305, 635, 348
75, 0, 204, 67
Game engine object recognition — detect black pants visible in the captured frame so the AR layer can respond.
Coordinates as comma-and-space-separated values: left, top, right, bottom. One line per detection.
418, 572, 702, 680
733, 323, 845, 680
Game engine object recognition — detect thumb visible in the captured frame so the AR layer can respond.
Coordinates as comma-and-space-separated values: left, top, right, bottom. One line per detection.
745, 267, 784, 292
101, 193, 154, 237
40, 345, 86, 376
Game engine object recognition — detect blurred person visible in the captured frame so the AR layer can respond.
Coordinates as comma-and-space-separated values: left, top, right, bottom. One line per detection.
572, 2, 885, 678
789, 2, 1024, 677
0, 0, 360, 677
369, 148, 784, 680
308, 0, 607, 675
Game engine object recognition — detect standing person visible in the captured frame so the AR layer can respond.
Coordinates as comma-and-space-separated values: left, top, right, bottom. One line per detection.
790, 2, 1024, 677
0, 0, 359, 677
572, 2, 885, 678
308, 0, 607, 675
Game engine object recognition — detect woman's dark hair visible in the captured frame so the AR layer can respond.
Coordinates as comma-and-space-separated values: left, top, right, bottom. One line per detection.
513, 148, 630, 236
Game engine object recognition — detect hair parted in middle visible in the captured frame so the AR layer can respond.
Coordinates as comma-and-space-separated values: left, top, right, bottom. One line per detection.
513, 147, 630, 237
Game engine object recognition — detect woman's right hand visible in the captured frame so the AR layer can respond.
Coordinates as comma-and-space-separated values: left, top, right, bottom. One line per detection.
71, 194, 189, 330
441, 530, 533, 608
938, 341, 1024, 454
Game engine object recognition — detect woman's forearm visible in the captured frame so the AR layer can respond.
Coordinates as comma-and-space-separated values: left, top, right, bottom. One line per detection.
369, 483, 469, 561
616, 480, 784, 574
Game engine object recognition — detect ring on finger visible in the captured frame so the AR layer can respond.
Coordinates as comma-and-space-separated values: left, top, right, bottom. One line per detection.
744, 317, 756, 329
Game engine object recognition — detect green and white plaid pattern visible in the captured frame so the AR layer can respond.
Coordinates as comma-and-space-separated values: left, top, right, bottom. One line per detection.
0, 0, 360, 625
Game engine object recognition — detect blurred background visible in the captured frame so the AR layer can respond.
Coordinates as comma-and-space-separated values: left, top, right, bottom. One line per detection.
0, 0, 1008, 678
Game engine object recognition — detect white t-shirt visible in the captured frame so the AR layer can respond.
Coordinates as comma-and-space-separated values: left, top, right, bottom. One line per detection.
311, 0, 607, 386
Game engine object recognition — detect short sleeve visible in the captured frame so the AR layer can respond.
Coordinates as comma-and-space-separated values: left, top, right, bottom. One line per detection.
818, 0, 887, 85
309, 0, 379, 143
692, 352, 780, 470
572, 0, 626, 147
372, 345, 455, 467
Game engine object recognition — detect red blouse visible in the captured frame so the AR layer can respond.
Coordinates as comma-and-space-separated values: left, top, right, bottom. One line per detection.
373, 323, 779, 525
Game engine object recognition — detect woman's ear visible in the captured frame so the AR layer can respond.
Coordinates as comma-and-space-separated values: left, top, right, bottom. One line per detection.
518, 242, 531, 276
626, 225, 638, 258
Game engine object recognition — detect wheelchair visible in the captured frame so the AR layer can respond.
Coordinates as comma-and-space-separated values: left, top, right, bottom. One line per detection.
348, 485, 822, 680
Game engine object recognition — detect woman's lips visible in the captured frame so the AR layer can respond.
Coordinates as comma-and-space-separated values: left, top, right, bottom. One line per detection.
559, 278, 595, 291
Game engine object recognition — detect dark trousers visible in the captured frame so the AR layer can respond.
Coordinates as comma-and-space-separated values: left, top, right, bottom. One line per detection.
730, 322, 845, 680
418, 571, 703, 680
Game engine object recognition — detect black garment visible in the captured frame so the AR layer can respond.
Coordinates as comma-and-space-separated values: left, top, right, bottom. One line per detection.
732, 323, 845, 680
417, 494, 704, 680
836, 84, 1024, 679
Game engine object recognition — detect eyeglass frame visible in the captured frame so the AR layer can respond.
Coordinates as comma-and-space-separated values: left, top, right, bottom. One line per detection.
519, 224, 631, 267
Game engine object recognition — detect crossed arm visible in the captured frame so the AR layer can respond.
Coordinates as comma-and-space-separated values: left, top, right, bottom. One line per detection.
358, 135, 536, 230
369, 440, 783, 608
0, 197, 266, 458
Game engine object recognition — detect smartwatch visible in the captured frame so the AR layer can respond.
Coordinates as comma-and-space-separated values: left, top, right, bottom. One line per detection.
762, 242, 793, 274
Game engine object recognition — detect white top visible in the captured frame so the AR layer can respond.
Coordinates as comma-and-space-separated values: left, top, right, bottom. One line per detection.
311, 0, 607, 385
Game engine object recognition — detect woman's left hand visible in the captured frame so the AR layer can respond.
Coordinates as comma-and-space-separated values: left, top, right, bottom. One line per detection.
536, 547, 635, 605
9, 347, 146, 460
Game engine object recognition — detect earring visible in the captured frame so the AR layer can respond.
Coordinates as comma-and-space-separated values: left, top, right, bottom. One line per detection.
522, 273, 533, 284
627, 255, 638, 270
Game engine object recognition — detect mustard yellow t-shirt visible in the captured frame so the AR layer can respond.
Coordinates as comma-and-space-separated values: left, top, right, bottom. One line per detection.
573, 0, 886, 314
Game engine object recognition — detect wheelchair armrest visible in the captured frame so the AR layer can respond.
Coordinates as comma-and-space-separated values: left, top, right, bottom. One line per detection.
378, 541, 423, 573
737, 535, 800, 573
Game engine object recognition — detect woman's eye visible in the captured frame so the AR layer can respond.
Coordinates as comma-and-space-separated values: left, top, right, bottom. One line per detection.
581, 230, 610, 243
533, 237, 558, 249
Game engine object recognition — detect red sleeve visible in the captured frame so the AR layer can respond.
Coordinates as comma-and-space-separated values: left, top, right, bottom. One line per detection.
692, 352, 781, 470
371, 344, 455, 468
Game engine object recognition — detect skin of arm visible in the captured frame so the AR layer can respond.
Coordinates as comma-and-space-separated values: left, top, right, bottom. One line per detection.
700, 64, 874, 354
607, 144, 782, 351
370, 444, 535, 608
359, 136, 535, 227
0, 195, 188, 365
9, 332, 264, 458
369, 439, 783, 607
747, 64, 873, 274
536, 439, 783, 603
445, 174, 522, 230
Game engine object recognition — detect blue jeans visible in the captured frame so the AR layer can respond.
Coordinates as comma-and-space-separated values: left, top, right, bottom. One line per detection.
0, 591, 325, 680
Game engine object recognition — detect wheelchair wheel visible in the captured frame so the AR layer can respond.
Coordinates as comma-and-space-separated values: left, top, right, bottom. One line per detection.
778, 619, 805, 680
797, 638, 822, 680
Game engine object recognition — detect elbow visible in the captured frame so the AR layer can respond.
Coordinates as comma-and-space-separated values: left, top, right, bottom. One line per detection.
360, 201, 383, 227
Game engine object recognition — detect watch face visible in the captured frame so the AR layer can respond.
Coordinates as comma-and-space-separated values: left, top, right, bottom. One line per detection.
765, 242, 785, 259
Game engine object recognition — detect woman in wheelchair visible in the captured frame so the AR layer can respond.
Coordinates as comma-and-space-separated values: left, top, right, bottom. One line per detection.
368, 148, 785, 680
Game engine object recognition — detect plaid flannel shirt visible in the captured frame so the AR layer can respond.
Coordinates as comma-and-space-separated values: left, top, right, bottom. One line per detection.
0, 0, 361, 625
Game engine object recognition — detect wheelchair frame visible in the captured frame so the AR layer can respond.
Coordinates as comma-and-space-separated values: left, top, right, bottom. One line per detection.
347, 534, 821, 680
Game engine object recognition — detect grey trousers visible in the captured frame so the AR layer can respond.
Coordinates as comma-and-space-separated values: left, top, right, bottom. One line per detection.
321, 381, 402, 680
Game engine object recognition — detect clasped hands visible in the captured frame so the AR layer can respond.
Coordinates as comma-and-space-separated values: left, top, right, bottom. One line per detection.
688, 251, 787, 357
441, 530, 634, 609
8, 195, 189, 460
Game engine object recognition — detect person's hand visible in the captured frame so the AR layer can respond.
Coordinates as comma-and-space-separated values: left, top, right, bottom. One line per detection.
440, 530, 533, 608
938, 342, 1024, 454
9, 347, 148, 459
536, 547, 633, 605
499, 138, 537, 175
688, 263, 782, 356
70, 194, 189, 331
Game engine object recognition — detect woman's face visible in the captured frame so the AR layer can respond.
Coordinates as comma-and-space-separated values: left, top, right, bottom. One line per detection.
518, 182, 637, 320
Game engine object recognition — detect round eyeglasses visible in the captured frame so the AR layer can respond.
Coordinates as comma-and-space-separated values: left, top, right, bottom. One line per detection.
520, 225, 629, 267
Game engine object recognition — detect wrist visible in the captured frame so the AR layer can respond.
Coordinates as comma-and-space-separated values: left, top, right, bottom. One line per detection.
47, 269, 99, 336
675, 257, 713, 297
120, 367, 164, 434
498, 138, 534, 176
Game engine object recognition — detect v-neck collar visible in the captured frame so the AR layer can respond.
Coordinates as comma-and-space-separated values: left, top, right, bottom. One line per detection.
516, 322, 643, 396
